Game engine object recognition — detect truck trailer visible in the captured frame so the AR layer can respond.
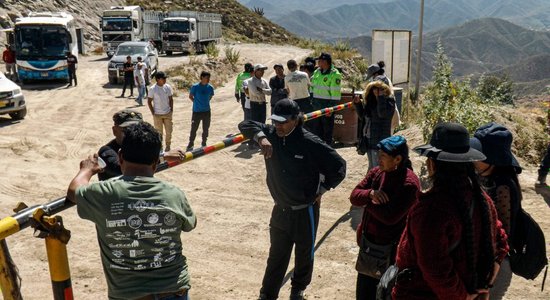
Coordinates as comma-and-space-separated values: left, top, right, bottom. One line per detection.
161, 11, 222, 55
100, 6, 164, 57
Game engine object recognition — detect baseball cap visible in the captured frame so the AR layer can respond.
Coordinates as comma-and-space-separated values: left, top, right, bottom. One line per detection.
113, 109, 143, 127
154, 71, 167, 79
254, 64, 268, 71
316, 52, 332, 61
273, 63, 284, 69
270, 99, 300, 122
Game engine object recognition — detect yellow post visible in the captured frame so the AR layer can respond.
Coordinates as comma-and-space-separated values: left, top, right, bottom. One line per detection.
0, 239, 22, 300
45, 236, 73, 300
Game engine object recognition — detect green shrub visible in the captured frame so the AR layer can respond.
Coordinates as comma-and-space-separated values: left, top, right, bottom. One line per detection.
477, 74, 514, 105
205, 43, 219, 59
224, 46, 240, 68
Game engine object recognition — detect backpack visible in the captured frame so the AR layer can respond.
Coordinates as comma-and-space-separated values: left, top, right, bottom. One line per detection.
509, 209, 548, 280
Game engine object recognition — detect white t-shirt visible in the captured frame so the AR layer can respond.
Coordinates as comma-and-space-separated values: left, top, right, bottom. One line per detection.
243, 76, 271, 103
134, 65, 145, 85
285, 70, 310, 100
148, 83, 173, 115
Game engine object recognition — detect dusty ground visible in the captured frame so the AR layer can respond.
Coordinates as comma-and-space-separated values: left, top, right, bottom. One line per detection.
0, 43, 548, 300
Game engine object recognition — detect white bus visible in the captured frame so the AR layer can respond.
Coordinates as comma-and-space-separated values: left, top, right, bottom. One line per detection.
14, 12, 78, 82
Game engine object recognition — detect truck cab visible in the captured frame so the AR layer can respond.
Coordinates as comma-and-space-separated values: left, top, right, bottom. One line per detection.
161, 17, 196, 55
100, 6, 143, 57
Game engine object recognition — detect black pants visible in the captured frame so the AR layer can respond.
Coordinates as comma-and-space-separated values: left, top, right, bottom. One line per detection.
295, 97, 315, 133
309, 115, 335, 145
122, 76, 134, 96
538, 143, 550, 176
250, 101, 266, 124
356, 273, 379, 300
68, 67, 77, 85
239, 92, 250, 120
188, 111, 211, 147
260, 203, 320, 300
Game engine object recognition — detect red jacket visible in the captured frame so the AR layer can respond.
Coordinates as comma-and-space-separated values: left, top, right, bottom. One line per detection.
350, 166, 420, 246
2, 49, 15, 64
393, 182, 509, 300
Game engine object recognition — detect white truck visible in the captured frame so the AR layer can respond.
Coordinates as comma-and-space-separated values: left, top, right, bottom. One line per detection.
161, 11, 222, 55
100, 6, 164, 57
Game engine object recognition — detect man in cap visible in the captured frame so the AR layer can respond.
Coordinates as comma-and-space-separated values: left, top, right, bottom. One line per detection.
239, 99, 346, 300
235, 62, 254, 120
310, 52, 342, 145
269, 63, 288, 113
148, 71, 174, 152
97, 109, 143, 181
243, 64, 272, 149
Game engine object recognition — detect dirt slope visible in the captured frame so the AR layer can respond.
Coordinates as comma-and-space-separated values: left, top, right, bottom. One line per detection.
0, 44, 548, 300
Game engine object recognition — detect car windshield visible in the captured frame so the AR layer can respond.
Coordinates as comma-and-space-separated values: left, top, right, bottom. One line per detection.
163, 21, 190, 33
102, 18, 132, 31
115, 45, 147, 56
15, 25, 69, 59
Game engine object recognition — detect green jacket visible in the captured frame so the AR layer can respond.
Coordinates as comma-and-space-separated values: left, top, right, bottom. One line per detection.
235, 71, 251, 94
311, 66, 342, 102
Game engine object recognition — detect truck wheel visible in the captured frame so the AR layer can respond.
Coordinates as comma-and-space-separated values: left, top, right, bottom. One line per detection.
9, 107, 27, 120
166, 51, 172, 56
108, 77, 118, 85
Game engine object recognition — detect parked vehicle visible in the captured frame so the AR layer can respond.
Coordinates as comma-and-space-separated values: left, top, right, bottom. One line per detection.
100, 6, 164, 58
0, 73, 26, 120
13, 12, 78, 82
162, 11, 222, 55
107, 41, 158, 85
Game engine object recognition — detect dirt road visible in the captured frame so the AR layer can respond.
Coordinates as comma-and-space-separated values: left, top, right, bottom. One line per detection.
0, 43, 548, 300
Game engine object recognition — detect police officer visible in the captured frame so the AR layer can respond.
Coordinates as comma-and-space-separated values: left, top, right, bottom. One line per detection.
310, 53, 342, 145
235, 62, 254, 120
239, 99, 346, 300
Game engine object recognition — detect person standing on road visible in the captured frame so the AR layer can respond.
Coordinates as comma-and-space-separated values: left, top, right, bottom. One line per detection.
3, 44, 16, 78
269, 64, 288, 113
120, 56, 134, 98
243, 64, 271, 149
97, 109, 143, 181
310, 52, 342, 145
134, 57, 146, 106
66, 51, 78, 87
148, 71, 174, 152
187, 71, 214, 151
285, 59, 312, 114
67, 122, 196, 300
239, 99, 346, 300
235, 62, 253, 120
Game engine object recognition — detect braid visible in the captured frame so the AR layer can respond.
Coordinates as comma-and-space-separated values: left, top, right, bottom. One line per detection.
467, 166, 496, 288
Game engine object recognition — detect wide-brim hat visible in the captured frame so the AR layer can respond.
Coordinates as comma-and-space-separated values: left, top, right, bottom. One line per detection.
469, 122, 522, 171
413, 122, 486, 162
365, 64, 381, 80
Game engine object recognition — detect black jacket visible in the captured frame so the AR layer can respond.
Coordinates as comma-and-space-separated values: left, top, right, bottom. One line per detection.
239, 120, 346, 207
98, 139, 122, 181
269, 75, 287, 107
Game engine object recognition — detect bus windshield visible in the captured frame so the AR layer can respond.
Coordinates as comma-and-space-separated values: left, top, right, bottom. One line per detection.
15, 25, 69, 59
102, 18, 132, 31
163, 21, 190, 33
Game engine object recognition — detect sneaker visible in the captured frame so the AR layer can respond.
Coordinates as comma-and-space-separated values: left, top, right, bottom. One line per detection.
186, 146, 193, 152
289, 289, 305, 300
535, 175, 547, 187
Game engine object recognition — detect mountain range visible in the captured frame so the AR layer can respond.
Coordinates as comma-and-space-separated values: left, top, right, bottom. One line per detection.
267, 0, 550, 39
347, 18, 550, 94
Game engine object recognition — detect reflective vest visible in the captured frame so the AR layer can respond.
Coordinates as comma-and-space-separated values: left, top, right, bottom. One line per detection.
311, 66, 342, 101
235, 71, 251, 94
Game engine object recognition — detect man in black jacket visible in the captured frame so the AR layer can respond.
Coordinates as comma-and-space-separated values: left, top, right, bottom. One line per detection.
239, 99, 346, 300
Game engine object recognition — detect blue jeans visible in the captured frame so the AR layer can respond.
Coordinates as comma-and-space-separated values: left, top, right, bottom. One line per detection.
366, 149, 379, 171
136, 84, 146, 105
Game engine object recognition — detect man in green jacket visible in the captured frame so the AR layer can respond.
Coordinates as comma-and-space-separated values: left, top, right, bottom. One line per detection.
310, 53, 342, 145
235, 62, 253, 120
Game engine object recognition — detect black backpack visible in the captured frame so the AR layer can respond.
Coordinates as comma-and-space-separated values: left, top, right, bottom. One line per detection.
509, 209, 548, 281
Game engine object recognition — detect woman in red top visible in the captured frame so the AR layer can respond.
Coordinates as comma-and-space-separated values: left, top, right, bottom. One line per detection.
350, 135, 420, 299
394, 123, 509, 300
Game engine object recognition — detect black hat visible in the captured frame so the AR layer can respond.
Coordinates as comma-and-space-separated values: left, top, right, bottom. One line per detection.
469, 122, 521, 171
414, 122, 486, 162
316, 52, 332, 61
154, 71, 167, 79
273, 63, 284, 70
113, 109, 143, 127
270, 99, 300, 122
366, 64, 381, 80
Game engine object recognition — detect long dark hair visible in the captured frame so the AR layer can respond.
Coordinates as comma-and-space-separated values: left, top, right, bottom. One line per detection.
430, 160, 495, 292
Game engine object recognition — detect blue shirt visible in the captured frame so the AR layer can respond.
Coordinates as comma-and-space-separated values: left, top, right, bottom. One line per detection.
190, 83, 214, 112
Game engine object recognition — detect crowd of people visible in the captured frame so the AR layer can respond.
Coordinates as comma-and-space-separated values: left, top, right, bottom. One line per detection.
63, 51, 547, 300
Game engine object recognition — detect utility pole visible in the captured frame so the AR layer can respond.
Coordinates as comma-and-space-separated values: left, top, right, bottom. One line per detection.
414, 0, 425, 102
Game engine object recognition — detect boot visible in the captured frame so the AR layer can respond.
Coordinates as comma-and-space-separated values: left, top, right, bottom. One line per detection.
536, 174, 547, 187
289, 288, 305, 300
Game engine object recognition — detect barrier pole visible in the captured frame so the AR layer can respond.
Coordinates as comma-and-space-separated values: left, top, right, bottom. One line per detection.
0, 239, 22, 300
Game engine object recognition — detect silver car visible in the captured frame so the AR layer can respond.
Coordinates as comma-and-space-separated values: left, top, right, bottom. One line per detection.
107, 41, 159, 85
0, 73, 26, 120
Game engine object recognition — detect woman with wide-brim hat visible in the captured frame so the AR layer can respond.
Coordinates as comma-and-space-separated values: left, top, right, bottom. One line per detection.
470, 122, 522, 299
393, 122, 509, 300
